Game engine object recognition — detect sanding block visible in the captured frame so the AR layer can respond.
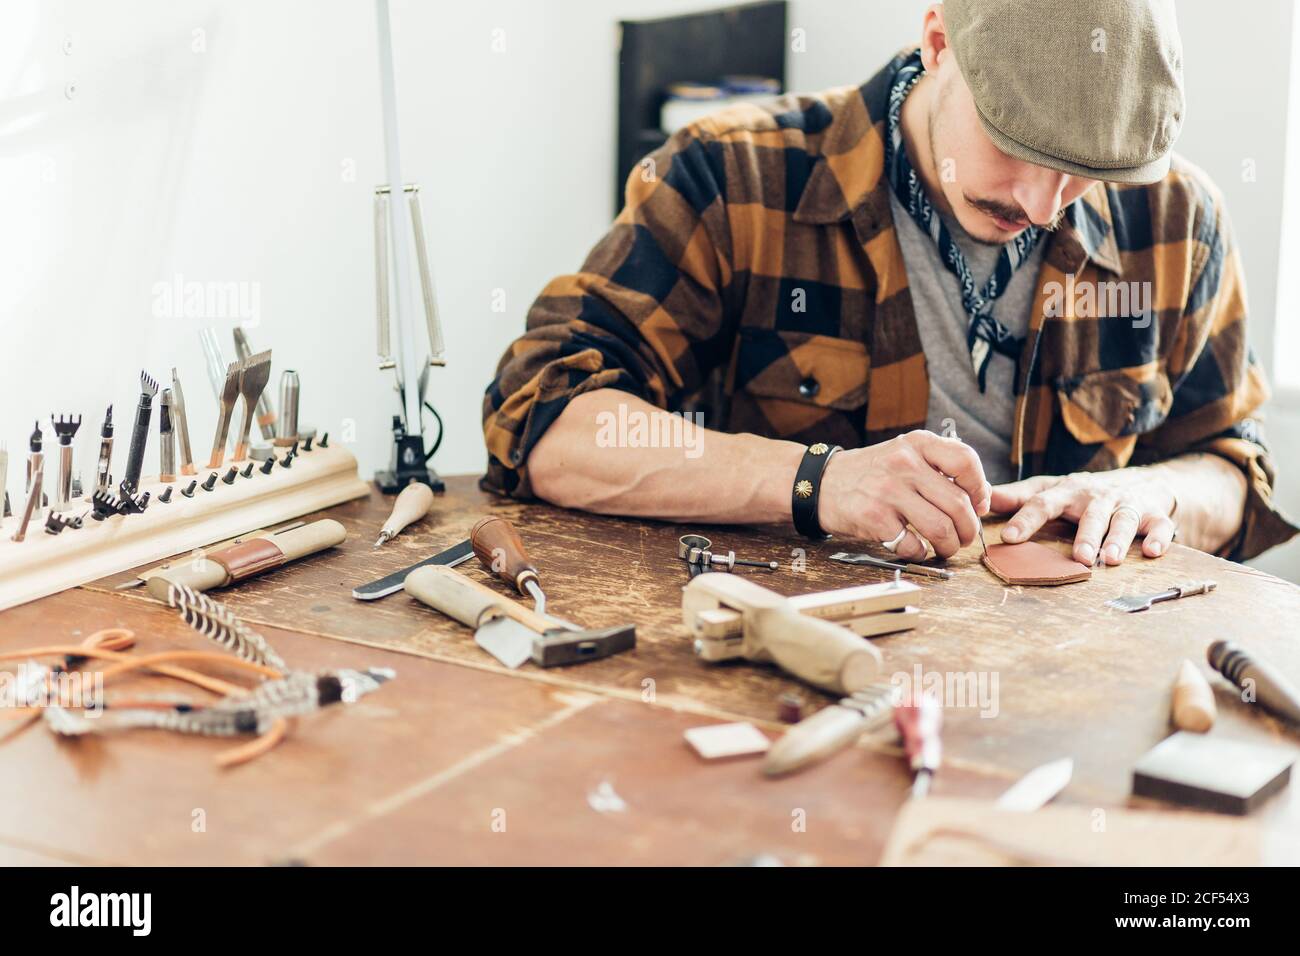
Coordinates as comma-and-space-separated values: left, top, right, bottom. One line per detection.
1132, 731, 1294, 815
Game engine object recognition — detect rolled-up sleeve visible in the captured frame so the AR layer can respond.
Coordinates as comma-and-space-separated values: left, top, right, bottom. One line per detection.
482, 127, 734, 498
1139, 182, 1298, 561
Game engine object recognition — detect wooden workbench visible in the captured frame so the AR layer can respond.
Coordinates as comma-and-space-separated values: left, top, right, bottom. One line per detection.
1, 475, 1297, 866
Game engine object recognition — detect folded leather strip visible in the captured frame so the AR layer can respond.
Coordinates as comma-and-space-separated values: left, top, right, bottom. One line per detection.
208, 537, 286, 582
981, 542, 1091, 586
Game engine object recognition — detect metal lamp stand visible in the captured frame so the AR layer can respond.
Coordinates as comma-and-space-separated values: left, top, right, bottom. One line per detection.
372, 0, 446, 493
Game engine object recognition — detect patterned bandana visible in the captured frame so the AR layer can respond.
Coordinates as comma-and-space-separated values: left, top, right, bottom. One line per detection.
884, 51, 1044, 393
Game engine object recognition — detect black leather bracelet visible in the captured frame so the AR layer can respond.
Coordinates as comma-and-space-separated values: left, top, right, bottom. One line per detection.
791, 443, 841, 539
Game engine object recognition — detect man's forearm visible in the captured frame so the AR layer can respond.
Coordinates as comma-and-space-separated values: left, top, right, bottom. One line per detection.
528, 389, 805, 524
1146, 452, 1248, 554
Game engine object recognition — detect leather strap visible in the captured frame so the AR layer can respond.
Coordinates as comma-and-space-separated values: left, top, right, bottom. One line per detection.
792, 443, 842, 539
208, 537, 286, 582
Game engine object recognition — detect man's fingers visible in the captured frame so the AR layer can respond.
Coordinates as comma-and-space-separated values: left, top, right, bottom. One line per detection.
897, 494, 962, 559
988, 475, 1056, 515
1100, 505, 1142, 565
1001, 487, 1068, 543
914, 470, 980, 546
1072, 497, 1117, 566
1141, 514, 1177, 559
910, 432, 991, 514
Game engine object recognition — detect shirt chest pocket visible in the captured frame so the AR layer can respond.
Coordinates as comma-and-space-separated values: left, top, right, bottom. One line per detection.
733, 327, 870, 408
1055, 366, 1173, 445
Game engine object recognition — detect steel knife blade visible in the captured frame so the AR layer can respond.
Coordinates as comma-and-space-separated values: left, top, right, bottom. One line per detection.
351, 537, 473, 600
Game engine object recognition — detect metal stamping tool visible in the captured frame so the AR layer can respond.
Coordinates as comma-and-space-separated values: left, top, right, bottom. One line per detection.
12, 464, 43, 542
170, 368, 196, 476
231, 350, 271, 461
121, 371, 159, 495
275, 369, 300, 447
233, 329, 278, 440
207, 359, 243, 469
829, 551, 955, 580
678, 533, 779, 573
93, 406, 114, 493
25, 420, 43, 509
159, 388, 176, 483
1104, 580, 1216, 612
946, 423, 988, 557
50, 414, 82, 511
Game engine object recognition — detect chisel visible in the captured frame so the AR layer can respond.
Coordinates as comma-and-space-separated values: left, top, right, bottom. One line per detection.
470, 515, 576, 628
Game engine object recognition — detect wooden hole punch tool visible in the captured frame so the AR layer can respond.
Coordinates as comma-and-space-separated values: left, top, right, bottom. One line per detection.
682, 574, 918, 694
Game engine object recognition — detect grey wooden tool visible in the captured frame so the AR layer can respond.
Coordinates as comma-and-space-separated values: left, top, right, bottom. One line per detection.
763, 682, 896, 777
1105, 580, 1215, 612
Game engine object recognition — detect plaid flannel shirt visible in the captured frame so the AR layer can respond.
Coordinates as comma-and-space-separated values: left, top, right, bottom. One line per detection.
484, 50, 1296, 561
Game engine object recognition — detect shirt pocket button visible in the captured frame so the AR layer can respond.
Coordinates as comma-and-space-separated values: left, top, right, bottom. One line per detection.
798, 376, 820, 399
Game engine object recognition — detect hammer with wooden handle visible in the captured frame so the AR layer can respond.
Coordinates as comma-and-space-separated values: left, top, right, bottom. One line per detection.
404, 564, 635, 668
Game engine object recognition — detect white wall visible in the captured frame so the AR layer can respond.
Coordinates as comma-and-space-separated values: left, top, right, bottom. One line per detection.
3, 0, 1298, 575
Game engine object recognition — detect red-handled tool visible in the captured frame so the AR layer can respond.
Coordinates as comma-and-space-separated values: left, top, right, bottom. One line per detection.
894, 692, 942, 798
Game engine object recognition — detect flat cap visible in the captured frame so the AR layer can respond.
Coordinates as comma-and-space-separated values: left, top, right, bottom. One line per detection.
944, 0, 1184, 184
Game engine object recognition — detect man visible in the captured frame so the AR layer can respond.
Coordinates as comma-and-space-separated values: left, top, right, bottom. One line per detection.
482, 0, 1296, 565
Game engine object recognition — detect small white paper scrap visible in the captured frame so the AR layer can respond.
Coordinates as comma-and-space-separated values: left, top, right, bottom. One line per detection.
684, 722, 770, 759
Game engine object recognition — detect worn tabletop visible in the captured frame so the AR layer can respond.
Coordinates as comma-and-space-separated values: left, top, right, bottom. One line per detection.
1, 474, 1298, 865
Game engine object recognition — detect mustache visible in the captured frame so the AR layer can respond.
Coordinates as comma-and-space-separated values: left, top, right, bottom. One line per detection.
964, 194, 1065, 231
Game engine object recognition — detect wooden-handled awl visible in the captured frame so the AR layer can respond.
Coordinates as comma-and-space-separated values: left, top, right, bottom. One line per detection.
374, 482, 435, 547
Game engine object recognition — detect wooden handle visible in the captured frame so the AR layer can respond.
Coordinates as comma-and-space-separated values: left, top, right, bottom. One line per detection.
404, 564, 553, 633
1172, 658, 1216, 732
275, 519, 347, 562
763, 705, 869, 777
746, 606, 882, 695
470, 515, 537, 594
145, 560, 229, 600
381, 483, 435, 539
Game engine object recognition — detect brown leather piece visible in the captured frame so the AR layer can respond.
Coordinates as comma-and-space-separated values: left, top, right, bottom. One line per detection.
981, 542, 1091, 586
209, 537, 286, 582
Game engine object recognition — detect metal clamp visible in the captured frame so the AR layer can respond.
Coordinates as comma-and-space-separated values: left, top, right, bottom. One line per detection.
677, 534, 778, 572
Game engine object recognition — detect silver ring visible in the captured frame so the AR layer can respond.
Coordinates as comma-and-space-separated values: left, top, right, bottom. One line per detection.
881, 528, 907, 553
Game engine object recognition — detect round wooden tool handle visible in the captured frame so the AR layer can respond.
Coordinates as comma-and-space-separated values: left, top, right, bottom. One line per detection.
747, 606, 882, 695
145, 560, 228, 601
405, 565, 501, 628
404, 564, 553, 633
382, 483, 435, 537
470, 515, 537, 593
273, 519, 347, 561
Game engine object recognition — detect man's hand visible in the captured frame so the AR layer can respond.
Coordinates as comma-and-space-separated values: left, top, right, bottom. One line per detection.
990, 469, 1178, 566
819, 430, 991, 561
